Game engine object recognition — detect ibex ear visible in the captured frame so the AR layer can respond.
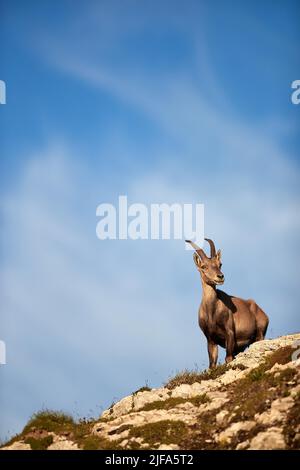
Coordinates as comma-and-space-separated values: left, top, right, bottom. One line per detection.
216, 249, 222, 261
193, 252, 201, 268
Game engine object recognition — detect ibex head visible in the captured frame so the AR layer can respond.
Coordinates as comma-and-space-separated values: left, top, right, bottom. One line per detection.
186, 238, 224, 286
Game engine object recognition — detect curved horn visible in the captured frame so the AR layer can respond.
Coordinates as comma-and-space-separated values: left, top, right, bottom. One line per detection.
185, 240, 207, 261
205, 238, 216, 258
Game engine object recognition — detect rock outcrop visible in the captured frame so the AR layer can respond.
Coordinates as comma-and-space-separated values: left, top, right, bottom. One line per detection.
2, 333, 300, 450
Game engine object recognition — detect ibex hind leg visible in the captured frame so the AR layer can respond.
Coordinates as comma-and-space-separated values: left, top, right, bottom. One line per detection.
207, 341, 218, 369
255, 330, 265, 342
256, 325, 269, 341
250, 302, 269, 342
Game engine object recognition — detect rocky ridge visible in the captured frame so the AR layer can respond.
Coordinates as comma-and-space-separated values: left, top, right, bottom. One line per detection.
2, 333, 300, 450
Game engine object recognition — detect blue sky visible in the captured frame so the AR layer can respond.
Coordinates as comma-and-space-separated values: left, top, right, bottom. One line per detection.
0, 0, 300, 441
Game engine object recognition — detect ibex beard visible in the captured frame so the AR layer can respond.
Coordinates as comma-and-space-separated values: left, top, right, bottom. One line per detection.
186, 238, 269, 368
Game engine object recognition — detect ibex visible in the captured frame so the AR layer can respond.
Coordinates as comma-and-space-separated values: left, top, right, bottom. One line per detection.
186, 238, 269, 368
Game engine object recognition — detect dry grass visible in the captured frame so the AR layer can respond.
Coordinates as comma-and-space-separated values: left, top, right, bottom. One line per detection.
138, 394, 210, 412
129, 420, 188, 447
165, 364, 230, 390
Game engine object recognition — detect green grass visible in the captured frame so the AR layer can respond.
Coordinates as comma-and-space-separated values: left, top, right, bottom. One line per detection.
23, 410, 75, 434
81, 435, 122, 450
139, 394, 210, 412
1, 410, 120, 450
190, 394, 211, 406
129, 420, 188, 447
247, 368, 266, 382
24, 435, 53, 450
139, 397, 186, 412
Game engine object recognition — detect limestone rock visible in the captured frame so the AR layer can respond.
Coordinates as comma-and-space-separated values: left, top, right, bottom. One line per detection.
102, 395, 133, 420
216, 421, 256, 444
158, 444, 180, 450
236, 440, 250, 450
255, 396, 295, 426
231, 334, 300, 370
47, 436, 79, 450
291, 384, 300, 398
216, 410, 229, 425
249, 427, 286, 450
1, 441, 31, 450
271, 396, 295, 412
217, 368, 247, 385
133, 389, 169, 411
171, 384, 195, 399
204, 391, 229, 411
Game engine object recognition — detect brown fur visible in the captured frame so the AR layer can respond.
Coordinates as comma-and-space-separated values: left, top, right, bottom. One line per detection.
186, 238, 269, 368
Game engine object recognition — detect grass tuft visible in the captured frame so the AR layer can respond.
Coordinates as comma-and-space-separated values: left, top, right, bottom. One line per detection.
24, 435, 53, 450
139, 394, 210, 412
129, 420, 187, 447
132, 386, 152, 395
165, 364, 229, 390
23, 410, 75, 434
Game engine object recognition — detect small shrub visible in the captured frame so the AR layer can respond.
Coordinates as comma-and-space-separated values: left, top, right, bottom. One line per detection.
248, 368, 265, 382
24, 435, 53, 450
82, 436, 102, 450
190, 394, 210, 407
23, 410, 74, 434
82, 435, 121, 450
139, 397, 186, 412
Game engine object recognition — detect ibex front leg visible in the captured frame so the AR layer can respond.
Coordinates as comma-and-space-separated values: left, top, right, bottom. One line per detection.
224, 318, 235, 363
207, 341, 218, 368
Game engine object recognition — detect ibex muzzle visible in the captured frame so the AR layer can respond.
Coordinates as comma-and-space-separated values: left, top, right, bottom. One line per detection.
186, 238, 269, 368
